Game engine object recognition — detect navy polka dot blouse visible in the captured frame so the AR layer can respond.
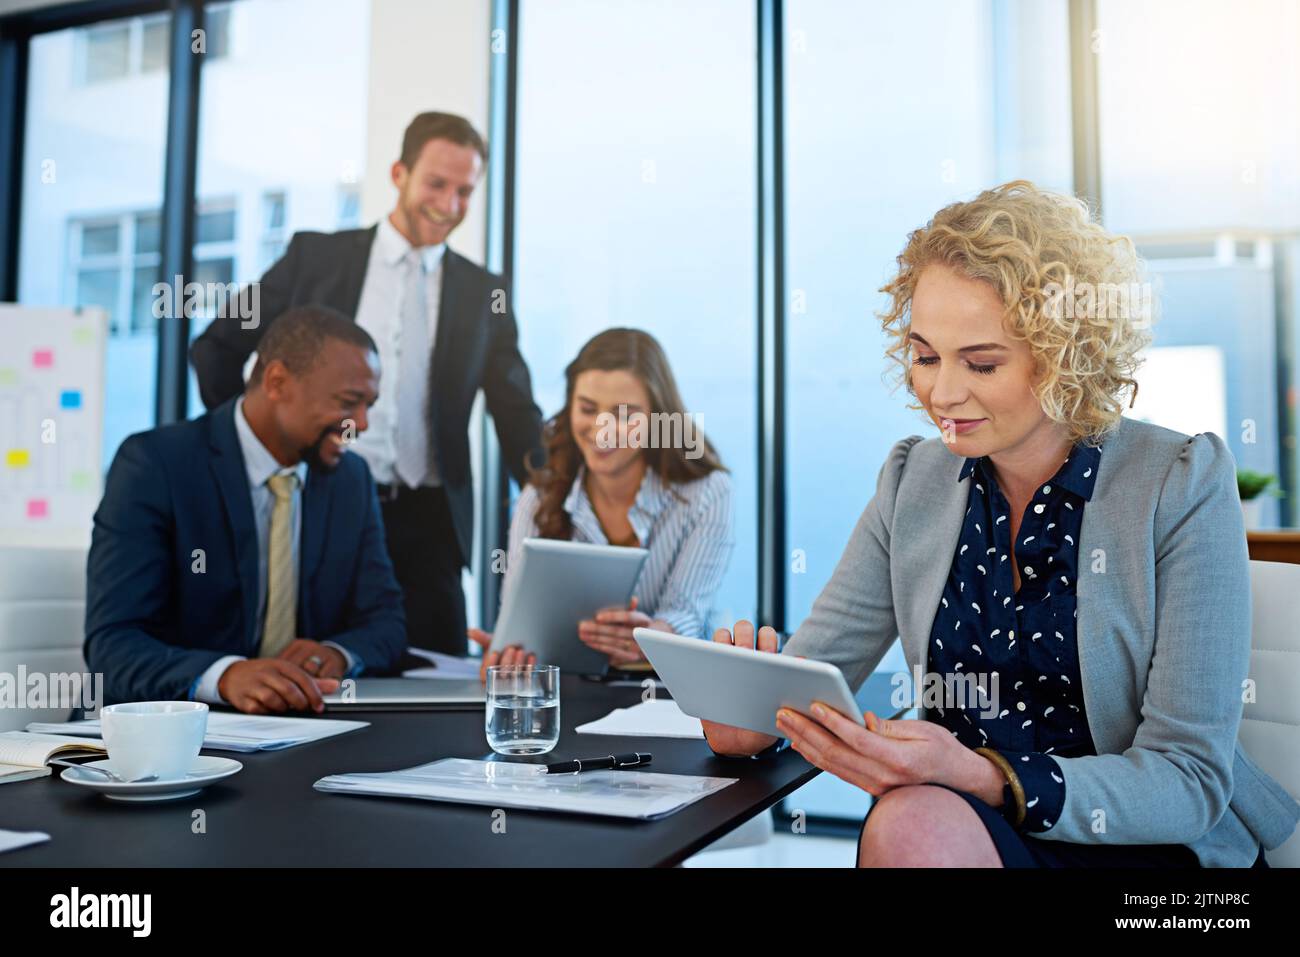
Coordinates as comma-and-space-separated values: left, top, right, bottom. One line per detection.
926, 440, 1103, 832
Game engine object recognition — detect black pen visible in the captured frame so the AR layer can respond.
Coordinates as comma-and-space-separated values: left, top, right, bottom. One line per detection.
544, 752, 652, 774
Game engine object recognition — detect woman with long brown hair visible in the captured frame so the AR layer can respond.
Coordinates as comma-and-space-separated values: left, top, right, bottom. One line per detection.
473, 328, 733, 672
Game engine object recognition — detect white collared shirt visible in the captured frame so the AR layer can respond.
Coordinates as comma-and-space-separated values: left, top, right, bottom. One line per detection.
191, 398, 357, 704
349, 216, 447, 486
501, 466, 735, 638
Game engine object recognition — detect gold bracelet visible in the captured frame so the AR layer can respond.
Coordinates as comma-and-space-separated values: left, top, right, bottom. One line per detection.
976, 747, 1026, 829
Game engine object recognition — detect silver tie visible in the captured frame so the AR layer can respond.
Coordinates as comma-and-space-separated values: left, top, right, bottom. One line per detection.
394, 250, 431, 488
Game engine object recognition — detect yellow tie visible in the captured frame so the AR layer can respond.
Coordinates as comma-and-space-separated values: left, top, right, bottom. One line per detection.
258, 471, 299, 658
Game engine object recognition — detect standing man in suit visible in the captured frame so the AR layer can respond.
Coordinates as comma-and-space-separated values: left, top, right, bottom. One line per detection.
87, 306, 405, 711
190, 112, 544, 654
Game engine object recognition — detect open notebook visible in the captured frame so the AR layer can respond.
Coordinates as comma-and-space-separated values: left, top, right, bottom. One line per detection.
0, 731, 107, 785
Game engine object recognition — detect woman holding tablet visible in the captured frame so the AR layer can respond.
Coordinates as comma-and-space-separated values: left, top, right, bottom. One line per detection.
474, 328, 734, 674
702, 181, 1299, 868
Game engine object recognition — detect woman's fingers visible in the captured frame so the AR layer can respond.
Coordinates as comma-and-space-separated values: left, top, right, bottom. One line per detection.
718, 620, 777, 651
582, 632, 636, 656
733, 620, 755, 648
484, 646, 530, 669
580, 621, 638, 644
779, 708, 887, 789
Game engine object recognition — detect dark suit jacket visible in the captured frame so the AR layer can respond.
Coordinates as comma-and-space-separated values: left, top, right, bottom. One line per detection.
188, 225, 544, 564
84, 399, 407, 705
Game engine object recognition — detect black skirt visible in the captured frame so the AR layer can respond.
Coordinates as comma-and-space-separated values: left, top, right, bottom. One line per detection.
860, 783, 1270, 868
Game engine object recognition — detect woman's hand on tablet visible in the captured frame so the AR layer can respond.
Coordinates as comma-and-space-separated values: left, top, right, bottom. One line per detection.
700, 620, 781, 757
579, 597, 664, 666
775, 704, 986, 798
467, 628, 492, 651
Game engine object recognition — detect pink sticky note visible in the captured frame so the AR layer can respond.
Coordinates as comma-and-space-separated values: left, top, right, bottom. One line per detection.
32, 349, 54, 368
26, 499, 48, 519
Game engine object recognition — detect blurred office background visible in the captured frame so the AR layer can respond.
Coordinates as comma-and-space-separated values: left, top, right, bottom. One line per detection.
1, 0, 1297, 853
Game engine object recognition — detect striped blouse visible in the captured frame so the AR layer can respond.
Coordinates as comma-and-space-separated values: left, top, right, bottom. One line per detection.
502, 466, 735, 639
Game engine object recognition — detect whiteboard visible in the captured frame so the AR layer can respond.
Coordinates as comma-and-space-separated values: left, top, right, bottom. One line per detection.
0, 304, 107, 548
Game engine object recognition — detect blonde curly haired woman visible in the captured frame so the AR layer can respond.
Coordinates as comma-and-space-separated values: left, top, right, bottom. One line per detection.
703, 181, 1300, 868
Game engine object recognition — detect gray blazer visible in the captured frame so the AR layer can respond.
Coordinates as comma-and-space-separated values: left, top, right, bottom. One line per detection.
784, 415, 1300, 867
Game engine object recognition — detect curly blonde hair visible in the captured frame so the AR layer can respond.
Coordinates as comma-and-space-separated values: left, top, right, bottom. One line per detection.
880, 180, 1153, 446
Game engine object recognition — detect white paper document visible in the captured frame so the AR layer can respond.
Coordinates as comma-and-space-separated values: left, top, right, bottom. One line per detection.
0, 829, 50, 855
574, 699, 705, 739
25, 713, 369, 753
315, 757, 736, 820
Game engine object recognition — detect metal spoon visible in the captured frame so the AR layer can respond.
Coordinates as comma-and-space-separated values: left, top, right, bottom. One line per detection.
49, 758, 157, 784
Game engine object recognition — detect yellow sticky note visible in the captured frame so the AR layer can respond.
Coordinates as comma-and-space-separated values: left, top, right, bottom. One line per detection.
72, 327, 96, 346
5, 449, 31, 469
0, 368, 17, 386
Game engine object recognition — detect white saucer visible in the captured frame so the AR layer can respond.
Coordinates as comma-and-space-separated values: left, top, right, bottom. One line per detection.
60, 755, 243, 802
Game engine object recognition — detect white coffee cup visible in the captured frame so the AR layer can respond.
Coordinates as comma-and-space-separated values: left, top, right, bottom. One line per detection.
100, 701, 208, 781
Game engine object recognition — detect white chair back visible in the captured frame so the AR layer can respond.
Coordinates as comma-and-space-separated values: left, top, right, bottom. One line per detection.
1243, 560, 1300, 866
0, 546, 89, 731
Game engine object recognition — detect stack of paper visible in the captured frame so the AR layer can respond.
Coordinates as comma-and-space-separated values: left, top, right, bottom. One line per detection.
315, 757, 736, 820
25, 713, 369, 753
574, 699, 704, 739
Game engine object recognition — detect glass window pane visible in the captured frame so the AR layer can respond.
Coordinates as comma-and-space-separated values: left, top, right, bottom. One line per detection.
19, 16, 169, 472
1098, 0, 1300, 527
134, 212, 161, 255
76, 268, 120, 330
187, 0, 371, 417
141, 16, 170, 73
131, 265, 162, 335
81, 222, 120, 257
195, 206, 236, 245
263, 191, 286, 232
514, 0, 758, 631
193, 258, 236, 321
781, 0, 1072, 820
205, 4, 233, 60
83, 23, 130, 83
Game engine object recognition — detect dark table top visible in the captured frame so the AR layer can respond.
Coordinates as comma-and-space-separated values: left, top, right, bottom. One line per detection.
0, 675, 820, 868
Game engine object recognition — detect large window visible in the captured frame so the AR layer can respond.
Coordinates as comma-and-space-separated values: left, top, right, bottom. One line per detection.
18, 14, 172, 471
1098, 0, 1300, 527
781, 0, 1074, 819
513, 0, 759, 632
185, 0, 371, 418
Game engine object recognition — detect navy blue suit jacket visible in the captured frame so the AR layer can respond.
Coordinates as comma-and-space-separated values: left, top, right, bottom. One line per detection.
84, 399, 407, 704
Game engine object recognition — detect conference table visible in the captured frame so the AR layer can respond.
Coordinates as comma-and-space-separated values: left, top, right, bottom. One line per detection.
0, 674, 845, 868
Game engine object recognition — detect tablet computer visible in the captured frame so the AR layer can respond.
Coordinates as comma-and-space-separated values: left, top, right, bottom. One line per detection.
322, 678, 485, 711
489, 538, 650, 676
632, 627, 865, 738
